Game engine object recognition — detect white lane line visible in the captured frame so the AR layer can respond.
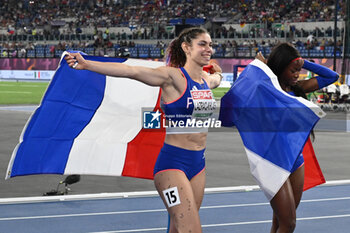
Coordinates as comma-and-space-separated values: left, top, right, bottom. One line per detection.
89, 227, 167, 233
0, 208, 165, 221
0, 84, 15, 86
1, 196, 349, 221
0, 91, 32, 94
0, 105, 37, 112
0, 85, 41, 87
87, 214, 350, 233
18, 85, 43, 87
2, 179, 350, 204
202, 196, 350, 210
301, 196, 350, 203
204, 214, 350, 227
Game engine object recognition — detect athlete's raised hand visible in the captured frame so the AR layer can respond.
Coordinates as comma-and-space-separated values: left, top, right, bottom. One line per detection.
65, 52, 87, 70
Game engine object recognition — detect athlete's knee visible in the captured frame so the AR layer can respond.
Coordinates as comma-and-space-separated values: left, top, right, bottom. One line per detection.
287, 218, 296, 232
279, 217, 296, 233
170, 214, 201, 233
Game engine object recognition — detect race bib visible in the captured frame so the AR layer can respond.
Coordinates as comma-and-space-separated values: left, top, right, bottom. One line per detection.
190, 89, 217, 120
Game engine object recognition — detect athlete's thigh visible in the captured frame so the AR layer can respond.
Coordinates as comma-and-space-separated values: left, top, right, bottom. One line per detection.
190, 169, 206, 210
289, 165, 305, 208
154, 170, 199, 217
270, 178, 296, 220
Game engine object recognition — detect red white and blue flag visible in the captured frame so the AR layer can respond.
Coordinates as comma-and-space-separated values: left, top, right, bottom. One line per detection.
6, 53, 165, 180
219, 59, 326, 200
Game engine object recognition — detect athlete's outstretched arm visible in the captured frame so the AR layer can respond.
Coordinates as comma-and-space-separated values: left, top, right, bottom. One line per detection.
65, 52, 173, 87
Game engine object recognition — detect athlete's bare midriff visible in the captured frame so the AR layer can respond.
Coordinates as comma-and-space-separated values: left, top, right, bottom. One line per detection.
164, 133, 207, 151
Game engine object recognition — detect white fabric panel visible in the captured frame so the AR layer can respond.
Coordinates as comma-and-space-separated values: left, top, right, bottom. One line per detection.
245, 147, 291, 201
64, 59, 164, 176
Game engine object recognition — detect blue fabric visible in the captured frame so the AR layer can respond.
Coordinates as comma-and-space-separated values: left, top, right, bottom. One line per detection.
219, 61, 321, 172
285, 92, 305, 173
167, 214, 170, 233
10, 54, 125, 177
290, 154, 304, 173
303, 59, 339, 89
153, 143, 205, 180
161, 67, 211, 122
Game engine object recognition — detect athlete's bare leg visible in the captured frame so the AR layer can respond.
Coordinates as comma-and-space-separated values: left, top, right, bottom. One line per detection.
270, 165, 304, 233
154, 169, 205, 233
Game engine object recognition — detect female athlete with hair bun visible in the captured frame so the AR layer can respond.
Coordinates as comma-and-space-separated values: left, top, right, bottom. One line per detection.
256, 43, 338, 233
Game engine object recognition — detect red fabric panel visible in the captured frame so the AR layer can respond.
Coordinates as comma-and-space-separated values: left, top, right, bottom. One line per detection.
303, 138, 326, 191
122, 90, 165, 179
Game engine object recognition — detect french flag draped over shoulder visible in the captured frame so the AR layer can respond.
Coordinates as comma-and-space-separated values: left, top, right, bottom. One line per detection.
219, 59, 326, 201
6, 52, 165, 180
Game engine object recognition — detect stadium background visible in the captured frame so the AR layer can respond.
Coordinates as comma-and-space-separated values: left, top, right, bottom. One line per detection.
0, 0, 349, 197
0, 0, 348, 86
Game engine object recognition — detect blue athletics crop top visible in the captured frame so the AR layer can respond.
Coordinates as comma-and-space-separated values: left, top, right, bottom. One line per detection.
161, 67, 217, 134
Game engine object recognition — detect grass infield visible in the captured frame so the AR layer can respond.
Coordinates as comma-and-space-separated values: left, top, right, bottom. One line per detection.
0, 81, 229, 105
212, 87, 230, 99
0, 81, 49, 105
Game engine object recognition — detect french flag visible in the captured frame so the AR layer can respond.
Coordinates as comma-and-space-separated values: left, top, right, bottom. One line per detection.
6, 53, 165, 180
219, 59, 326, 200
7, 28, 15, 35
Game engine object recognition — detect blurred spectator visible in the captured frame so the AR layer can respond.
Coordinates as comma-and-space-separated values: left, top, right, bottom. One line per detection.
0, 0, 344, 32
117, 47, 130, 58
0, 0, 345, 59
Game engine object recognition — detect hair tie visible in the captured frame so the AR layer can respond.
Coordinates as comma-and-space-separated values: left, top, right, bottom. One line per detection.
290, 57, 303, 64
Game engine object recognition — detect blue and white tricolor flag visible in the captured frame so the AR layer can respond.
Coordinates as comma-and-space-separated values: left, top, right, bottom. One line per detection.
219, 59, 326, 200
6, 52, 166, 180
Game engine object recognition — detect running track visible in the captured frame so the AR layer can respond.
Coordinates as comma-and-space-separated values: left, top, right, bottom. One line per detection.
1, 182, 350, 233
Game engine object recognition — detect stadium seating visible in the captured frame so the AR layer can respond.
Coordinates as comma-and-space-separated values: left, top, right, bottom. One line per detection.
0, 0, 345, 59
